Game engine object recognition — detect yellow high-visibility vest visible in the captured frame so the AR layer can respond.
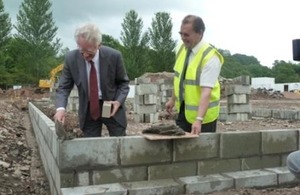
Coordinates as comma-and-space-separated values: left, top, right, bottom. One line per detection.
173, 43, 224, 124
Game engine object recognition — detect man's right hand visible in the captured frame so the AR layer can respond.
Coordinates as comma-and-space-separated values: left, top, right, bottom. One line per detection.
165, 99, 175, 115
54, 109, 66, 123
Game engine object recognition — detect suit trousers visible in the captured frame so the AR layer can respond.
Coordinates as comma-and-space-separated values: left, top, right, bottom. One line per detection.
175, 101, 217, 133
287, 150, 300, 178
83, 100, 126, 137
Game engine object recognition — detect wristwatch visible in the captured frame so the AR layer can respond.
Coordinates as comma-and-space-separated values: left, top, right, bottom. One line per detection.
196, 116, 203, 121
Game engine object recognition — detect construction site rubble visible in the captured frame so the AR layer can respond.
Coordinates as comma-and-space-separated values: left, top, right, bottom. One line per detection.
251, 88, 284, 99
0, 99, 49, 194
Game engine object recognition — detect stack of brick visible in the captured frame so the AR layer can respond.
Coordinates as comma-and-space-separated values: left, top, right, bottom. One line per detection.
225, 75, 251, 121
133, 73, 174, 123
134, 77, 159, 123
66, 86, 79, 112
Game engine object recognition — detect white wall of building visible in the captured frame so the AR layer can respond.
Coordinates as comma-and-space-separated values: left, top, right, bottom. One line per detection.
251, 77, 300, 92
251, 77, 275, 90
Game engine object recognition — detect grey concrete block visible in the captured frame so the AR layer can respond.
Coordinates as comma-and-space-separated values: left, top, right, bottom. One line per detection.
148, 162, 197, 180
272, 109, 300, 120
220, 106, 227, 113
219, 113, 227, 122
144, 113, 159, 123
227, 104, 251, 113
93, 167, 147, 184
60, 172, 76, 188
227, 94, 249, 104
123, 179, 184, 195
264, 167, 300, 185
135, 77, 151, 84
77, 171, 89, 186
198, 159, 240, 175
133, 113, 144, 123
240, 156, 281, 171
61, 183, 127, 195
120, 137, 171, 165
135, 84, 158, 95
220, 131, 261, 158
174, 133, 219, 161
134, 95, 143, 105
227, 113, 250, 121
225, 85, 251, 96
135, 104, 157, 114
231, 75, 250, 85
160, 83, 173, 91
252, 108, 272, 118
144, 94, 157, 104
179, 174, 234, 194
223, 169, 277, 188
261, 130, 298, 154
60, 138, 119, 170
282, 154, 289, 166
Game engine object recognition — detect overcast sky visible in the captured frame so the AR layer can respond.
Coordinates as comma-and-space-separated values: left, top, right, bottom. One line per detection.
3, 0, 300, 67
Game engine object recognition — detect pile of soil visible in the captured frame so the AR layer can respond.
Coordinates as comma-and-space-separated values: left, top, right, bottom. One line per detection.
0, 99, 49, 195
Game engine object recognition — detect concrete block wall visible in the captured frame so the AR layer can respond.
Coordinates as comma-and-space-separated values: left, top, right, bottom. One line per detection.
29, 101, 62, 195
133, 76, 173, 123
252, 108, 300, 120
225, 75, 252, 121
28, 102, 300, 194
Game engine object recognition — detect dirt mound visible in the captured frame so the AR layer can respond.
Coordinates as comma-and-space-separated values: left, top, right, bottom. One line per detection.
282, 91, 300, 99
0, 87, 49, 100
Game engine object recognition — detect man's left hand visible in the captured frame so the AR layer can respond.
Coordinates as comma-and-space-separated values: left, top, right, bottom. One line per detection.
109, 101, 121, 117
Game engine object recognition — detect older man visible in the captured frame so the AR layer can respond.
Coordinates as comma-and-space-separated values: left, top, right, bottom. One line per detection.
54, 23, 129, 137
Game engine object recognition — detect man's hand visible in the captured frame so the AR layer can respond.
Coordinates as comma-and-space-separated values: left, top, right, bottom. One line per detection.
109, 101, 121, 117
191, 120, 202, 135
165, 98, 175, 115
54, 109, 66, 123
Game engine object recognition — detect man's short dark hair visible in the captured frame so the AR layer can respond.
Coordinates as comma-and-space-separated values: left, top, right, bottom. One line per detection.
182, 15, 205, 34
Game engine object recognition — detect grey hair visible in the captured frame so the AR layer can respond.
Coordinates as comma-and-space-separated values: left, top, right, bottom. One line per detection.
74, 23, 102, 46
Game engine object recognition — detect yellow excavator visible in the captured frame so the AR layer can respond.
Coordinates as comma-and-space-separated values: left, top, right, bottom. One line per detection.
38, 64, 63, 90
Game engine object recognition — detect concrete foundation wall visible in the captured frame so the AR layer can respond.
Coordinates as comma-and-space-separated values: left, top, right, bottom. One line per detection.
29, 102, 300, 195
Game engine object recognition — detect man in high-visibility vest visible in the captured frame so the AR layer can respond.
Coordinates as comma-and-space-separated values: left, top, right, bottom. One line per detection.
166, 15, 224, 135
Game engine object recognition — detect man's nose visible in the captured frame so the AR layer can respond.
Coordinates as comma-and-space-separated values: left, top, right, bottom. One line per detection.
82, 52, 89, 58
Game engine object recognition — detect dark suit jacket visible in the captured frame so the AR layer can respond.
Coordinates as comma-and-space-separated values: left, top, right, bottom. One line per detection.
56, 46, 130, 130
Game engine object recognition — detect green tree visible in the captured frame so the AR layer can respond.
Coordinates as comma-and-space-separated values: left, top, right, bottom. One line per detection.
0, 0, 11, 48
120, 10, 149, 79
0, 0, 12, 87
221, 55, 250, 78
148, 12, 176, 72
14, 0, 61, 84
272, 60, 299, 83
102, 34, 123, 51
246, 64, 273, 77
232, 54, 260, 65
